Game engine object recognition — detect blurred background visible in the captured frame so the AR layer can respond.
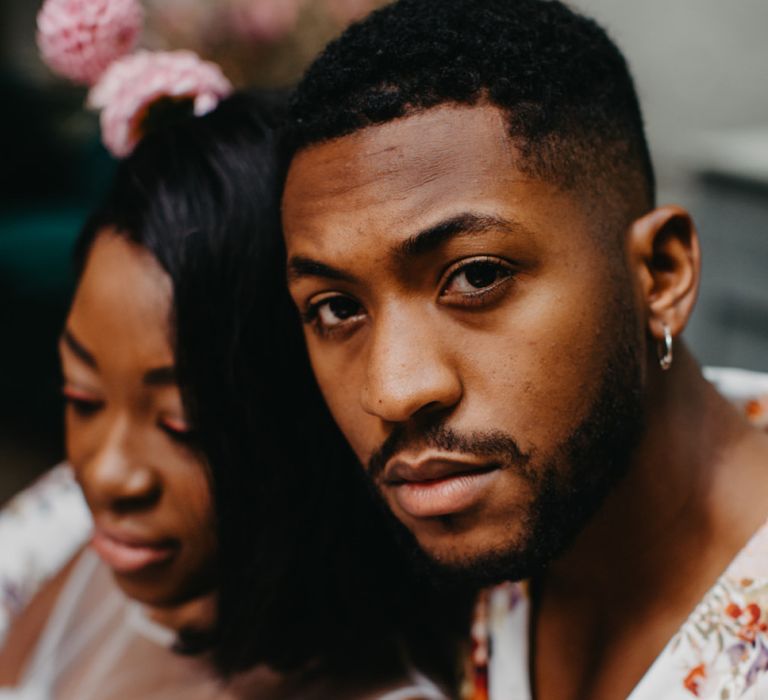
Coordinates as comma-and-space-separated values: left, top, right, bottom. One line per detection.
1, 0, 767, 503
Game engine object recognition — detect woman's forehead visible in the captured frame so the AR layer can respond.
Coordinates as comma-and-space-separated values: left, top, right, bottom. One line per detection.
67, 232, 174, 373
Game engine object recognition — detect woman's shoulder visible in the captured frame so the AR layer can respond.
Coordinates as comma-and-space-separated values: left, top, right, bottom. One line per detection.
0, 551, 81, 686
0, 464, 91, 646
363, 674, 449, 700
227, 660, 450, 700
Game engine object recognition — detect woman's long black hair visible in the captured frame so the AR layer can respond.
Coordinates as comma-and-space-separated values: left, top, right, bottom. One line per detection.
73, 91, 470, 686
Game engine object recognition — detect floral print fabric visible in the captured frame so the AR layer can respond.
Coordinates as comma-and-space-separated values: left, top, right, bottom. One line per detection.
637, 530, 768, 699
463, 367, 768, 700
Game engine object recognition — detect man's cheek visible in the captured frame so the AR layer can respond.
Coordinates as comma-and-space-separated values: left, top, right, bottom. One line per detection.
311, 360, 344, 408
338, 415, 372, 467
316, 378, 368, 462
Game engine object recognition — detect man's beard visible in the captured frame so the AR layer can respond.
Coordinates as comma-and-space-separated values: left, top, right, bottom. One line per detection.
364, 310, 646, 590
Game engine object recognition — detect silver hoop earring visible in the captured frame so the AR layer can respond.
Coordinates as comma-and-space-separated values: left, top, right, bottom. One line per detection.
658, 324, 673, 371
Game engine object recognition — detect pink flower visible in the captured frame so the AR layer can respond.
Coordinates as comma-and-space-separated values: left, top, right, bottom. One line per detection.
88, 49, 233, 157
36, 0, 144, 86
225, 0, 302, 43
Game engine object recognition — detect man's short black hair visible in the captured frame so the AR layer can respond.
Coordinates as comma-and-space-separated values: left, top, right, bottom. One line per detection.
289, 0, 655, 228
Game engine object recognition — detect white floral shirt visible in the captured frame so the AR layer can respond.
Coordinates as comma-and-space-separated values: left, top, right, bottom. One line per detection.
463, 367, 768, 700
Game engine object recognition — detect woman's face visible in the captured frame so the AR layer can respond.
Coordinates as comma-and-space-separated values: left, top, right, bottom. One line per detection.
59, 231, 216, 608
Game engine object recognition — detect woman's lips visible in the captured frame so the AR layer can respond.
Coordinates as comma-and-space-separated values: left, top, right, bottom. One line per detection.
91, 528, 177, 574
383, 459, 502, 519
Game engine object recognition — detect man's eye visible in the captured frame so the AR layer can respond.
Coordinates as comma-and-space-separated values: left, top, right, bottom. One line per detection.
442, 259, 513, 296
305, 295, 365, 333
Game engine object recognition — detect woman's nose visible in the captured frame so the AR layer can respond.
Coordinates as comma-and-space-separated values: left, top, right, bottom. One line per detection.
78, 415, 161, 513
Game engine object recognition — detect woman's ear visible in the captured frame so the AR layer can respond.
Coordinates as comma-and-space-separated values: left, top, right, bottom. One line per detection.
627, 205, 701, 342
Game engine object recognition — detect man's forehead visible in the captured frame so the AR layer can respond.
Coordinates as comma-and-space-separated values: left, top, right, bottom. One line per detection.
283, 103, 518, 208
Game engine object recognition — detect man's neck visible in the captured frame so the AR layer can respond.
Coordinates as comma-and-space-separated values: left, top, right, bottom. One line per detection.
532, 348, 768, 700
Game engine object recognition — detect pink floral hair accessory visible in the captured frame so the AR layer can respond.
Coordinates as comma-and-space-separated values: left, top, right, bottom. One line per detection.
87, 49, 233, 157
36, 0, 144, 86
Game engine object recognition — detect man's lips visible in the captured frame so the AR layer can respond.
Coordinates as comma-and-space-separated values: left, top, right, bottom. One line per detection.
382, 456, 502, 519
91, 525, 178, 575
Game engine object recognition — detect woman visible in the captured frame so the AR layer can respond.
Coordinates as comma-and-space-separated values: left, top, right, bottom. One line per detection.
0, 92, 455, 698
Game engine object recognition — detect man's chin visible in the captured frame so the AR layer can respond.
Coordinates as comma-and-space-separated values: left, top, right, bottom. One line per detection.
412, 538, 548, 591
375, 495, 539, 588
391, 518, 542, 590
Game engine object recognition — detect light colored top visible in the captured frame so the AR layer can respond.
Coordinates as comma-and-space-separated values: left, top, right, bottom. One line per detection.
0, 464, 91, 647
0, 472, 447, 699
462, 367, 768, 700
0, 549, 234, 699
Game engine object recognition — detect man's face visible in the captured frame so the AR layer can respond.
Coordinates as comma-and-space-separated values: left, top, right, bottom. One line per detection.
283, 104, 646, 582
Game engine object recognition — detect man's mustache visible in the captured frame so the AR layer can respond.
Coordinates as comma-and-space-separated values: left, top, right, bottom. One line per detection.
367, 422, 532, 482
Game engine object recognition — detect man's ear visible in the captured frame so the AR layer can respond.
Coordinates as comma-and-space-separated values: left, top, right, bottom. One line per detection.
627, 205, 701, 342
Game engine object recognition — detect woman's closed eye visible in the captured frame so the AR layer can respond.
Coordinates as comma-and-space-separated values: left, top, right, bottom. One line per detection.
159, 415, 195, 444
62, 385, 104, 417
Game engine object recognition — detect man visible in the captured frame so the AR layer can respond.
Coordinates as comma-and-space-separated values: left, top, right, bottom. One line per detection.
281, 1, 768, 697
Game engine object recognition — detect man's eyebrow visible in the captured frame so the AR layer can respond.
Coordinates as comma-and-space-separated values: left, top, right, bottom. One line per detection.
286, 213, 529, 283
143, 366, 177, 386
286, 256, 358, 284
395, 213, 529, 261
60, 329, 97, 368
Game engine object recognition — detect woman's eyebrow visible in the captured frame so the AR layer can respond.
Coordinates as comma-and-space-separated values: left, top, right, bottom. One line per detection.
60, 328, 97, 368
143, 366, 176, 386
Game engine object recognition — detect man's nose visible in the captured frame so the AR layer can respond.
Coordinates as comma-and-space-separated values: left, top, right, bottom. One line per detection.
361, 306, 462, 424
79, 415, 161, 513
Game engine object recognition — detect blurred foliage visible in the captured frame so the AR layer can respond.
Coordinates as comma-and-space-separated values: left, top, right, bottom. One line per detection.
0, 70, 112, 208
143, 0, 391, 88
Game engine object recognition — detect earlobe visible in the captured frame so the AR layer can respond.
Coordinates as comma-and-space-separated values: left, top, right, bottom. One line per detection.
627, 205, 700, 342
